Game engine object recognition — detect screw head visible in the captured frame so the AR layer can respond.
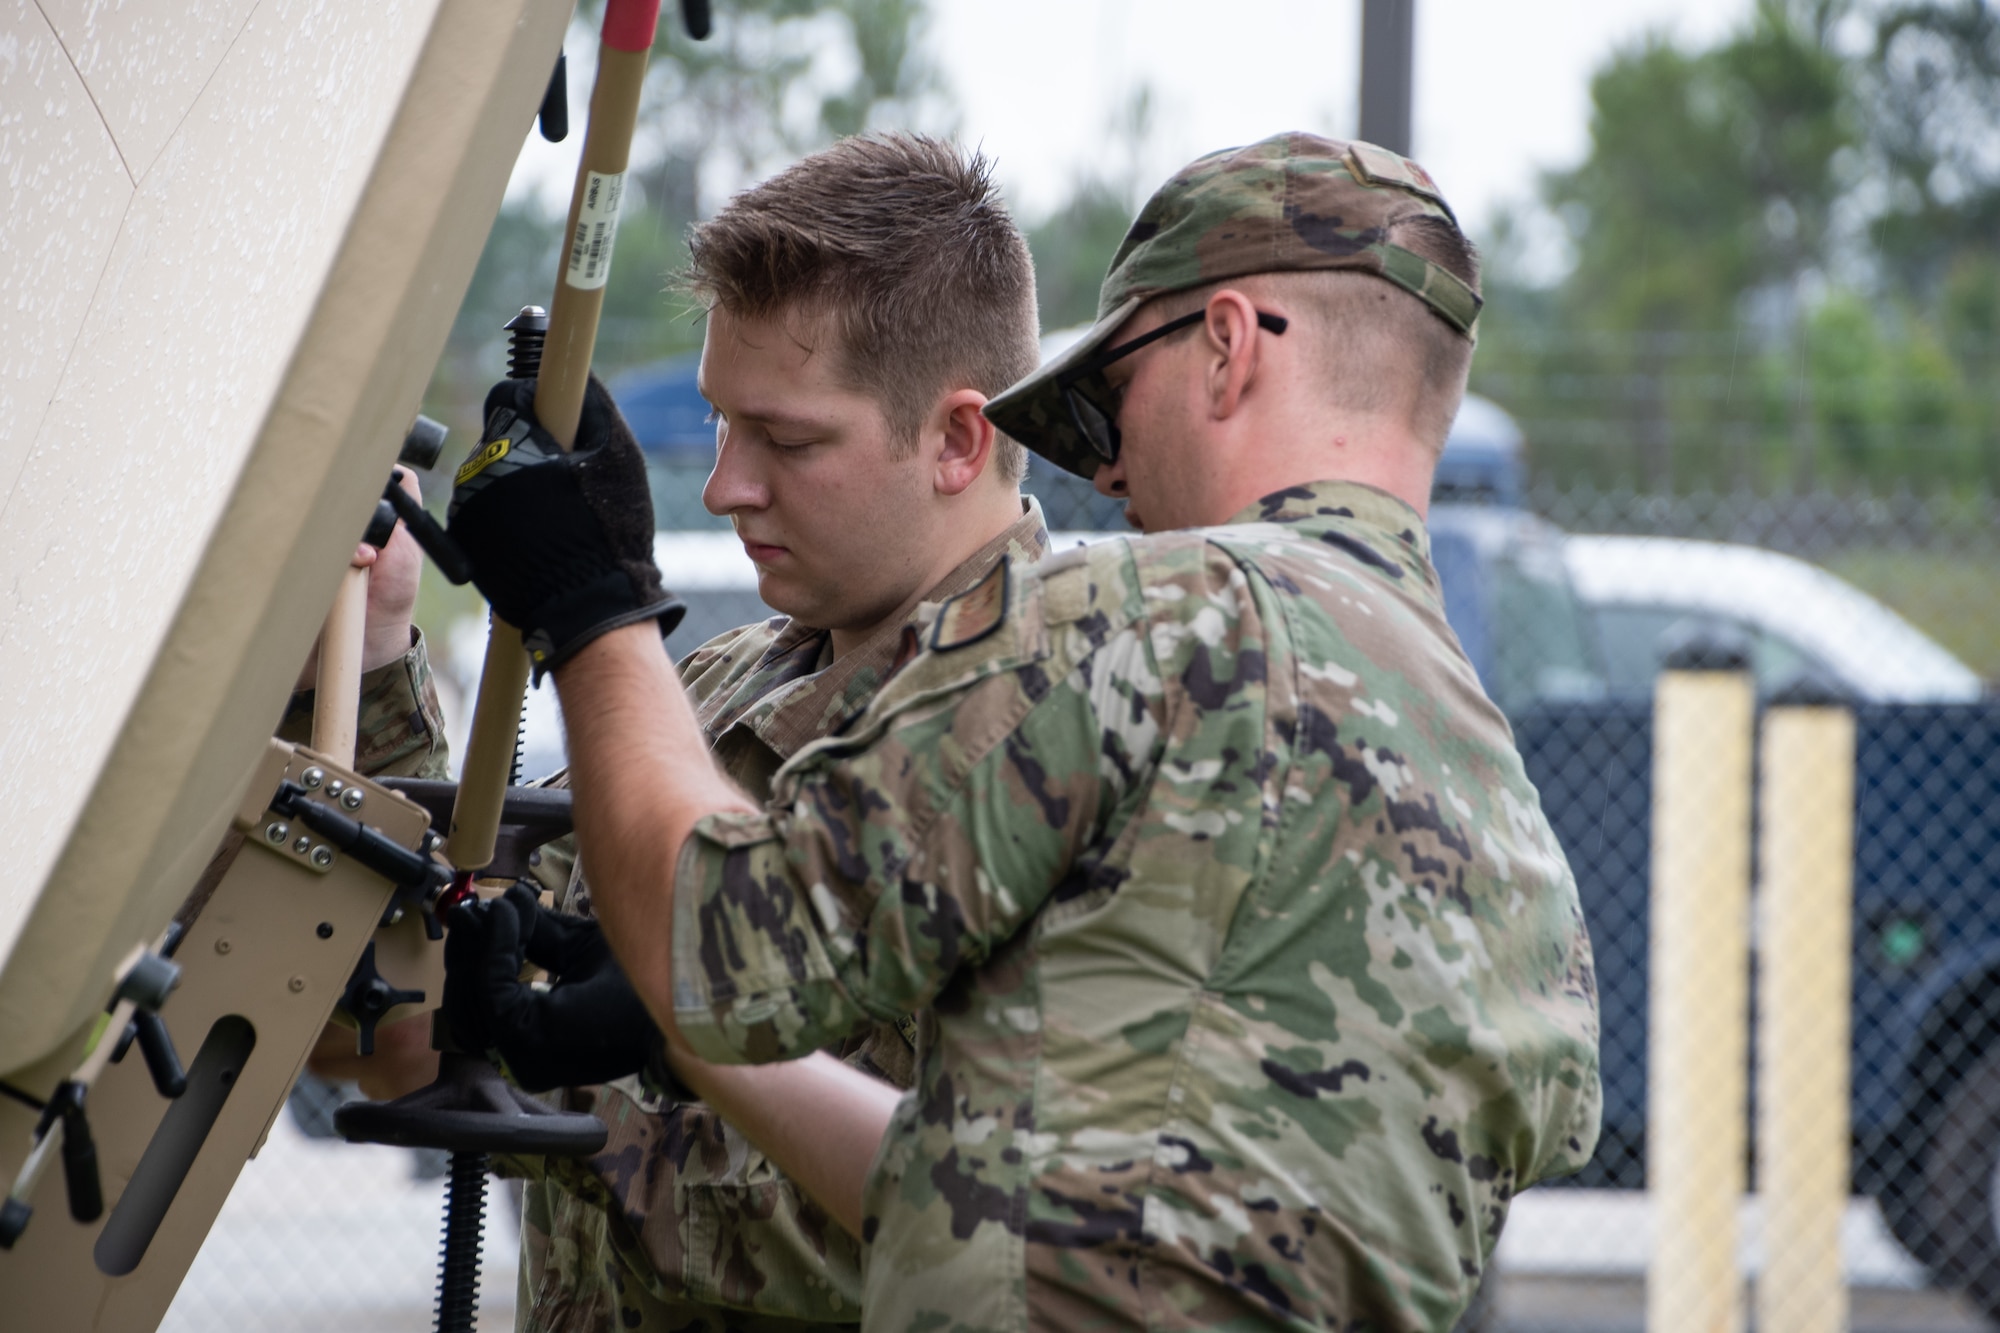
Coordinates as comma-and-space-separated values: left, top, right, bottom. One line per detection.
340, 788, 364, 810
294, 836, 312, 855
325, 779, 344, 796
301, 767, 325, 790
310, 846, 334, 868
315, 922, 334, 939
287, 976, 307, 994
264, 822, 289, 844
214, 939, 233, 955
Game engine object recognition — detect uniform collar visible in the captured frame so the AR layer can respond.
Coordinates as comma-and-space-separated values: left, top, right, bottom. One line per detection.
1226, 479, 1433, 571
706, 496, 1052, 760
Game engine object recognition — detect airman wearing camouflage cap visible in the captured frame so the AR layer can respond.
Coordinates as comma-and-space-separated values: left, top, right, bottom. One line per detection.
453, 131, 1602, 1333
987, 131, 1482, 481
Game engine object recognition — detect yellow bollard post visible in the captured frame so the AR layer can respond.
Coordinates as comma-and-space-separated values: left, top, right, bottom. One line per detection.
1648, 637, 1756, 1333
1756, 689, 1855, 1333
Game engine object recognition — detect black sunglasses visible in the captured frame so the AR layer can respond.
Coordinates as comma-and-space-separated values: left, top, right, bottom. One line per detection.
1058, 309, 1288, 465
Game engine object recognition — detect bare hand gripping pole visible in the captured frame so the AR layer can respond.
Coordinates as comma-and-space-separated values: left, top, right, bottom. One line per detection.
446, 0, 665, 874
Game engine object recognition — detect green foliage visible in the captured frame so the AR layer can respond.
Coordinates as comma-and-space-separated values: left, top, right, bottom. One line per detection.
1019, 87, 1156, 335
1863, 1, 2000, 297
1829, 547, 2000, 678
1475, 0, 2000, 496
1026, 182, 1134, 332
1544, 10, 1851, 332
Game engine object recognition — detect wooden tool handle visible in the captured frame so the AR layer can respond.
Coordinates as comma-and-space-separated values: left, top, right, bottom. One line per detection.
446, 0, 662, 870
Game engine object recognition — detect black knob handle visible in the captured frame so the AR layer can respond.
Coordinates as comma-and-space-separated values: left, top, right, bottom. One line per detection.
382, 473, 473, 585
0, 1197, 30, 1249
361, 497, 399, 550
400, 415, 450, 471
134, 1011, 187, 1099
338, 942, 427, 1056
537, 51, 569, 143
58, 1092, 102, 1224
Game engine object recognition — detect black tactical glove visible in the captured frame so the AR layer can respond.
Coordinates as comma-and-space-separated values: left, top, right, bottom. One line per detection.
441, 882, 658, 1092
446, 375, 683, 677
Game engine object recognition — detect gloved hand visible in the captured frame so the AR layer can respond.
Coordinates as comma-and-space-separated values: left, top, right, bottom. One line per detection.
446, 375, 683, 677
441, 882, 658, 1092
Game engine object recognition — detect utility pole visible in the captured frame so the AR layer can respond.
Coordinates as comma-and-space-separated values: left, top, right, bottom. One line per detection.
1358, 0, 1415, 156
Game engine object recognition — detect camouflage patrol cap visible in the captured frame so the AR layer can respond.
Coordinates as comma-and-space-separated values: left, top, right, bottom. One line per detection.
986, 132, 1481, 479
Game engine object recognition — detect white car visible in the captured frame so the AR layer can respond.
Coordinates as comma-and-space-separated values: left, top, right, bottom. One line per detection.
1564, 535, 1983, 703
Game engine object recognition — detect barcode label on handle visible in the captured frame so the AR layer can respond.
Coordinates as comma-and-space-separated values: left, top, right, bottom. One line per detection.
565, 170, 624, 290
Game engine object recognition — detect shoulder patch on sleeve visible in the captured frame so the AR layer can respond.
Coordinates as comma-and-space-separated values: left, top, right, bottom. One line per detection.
931, 556, 1009, 652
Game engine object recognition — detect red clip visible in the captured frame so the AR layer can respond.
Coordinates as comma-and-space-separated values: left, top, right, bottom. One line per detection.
436, 869, 477, 916
601, 0, 661, 52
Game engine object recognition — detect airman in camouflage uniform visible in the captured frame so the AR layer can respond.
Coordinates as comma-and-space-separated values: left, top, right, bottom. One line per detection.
516, 501, 1049, 1333
439, 132, 1597, 1330
672, 484, 1599, 1330
643, 134, 1601, 1331
277, 633, 451, 780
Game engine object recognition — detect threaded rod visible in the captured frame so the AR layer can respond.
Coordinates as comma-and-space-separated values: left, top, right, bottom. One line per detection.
435, 1150, 488, 1332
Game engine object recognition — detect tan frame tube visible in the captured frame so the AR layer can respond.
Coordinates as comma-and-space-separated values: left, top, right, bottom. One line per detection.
447, 25, 657, 872
0, 743, 432, 1332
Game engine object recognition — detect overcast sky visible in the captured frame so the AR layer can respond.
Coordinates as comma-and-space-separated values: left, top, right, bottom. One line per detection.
928, 0, 1751, 236
508, 0, 1756, 266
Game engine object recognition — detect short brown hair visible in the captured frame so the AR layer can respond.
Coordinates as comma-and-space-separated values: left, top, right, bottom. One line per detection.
682, 134, 1039, 483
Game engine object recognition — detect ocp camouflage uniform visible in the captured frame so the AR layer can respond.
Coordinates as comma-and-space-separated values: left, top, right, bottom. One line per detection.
516, 501, 1052, 1333
278, 630, 451, 780
672, 482, 1602, 1332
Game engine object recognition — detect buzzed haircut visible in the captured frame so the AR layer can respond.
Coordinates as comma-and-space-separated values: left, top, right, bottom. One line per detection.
682, 134, 1040, 482
1152, 210, 1482, 454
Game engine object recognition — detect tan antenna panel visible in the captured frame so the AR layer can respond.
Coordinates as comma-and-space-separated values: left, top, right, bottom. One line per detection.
0, 0, 571, 1078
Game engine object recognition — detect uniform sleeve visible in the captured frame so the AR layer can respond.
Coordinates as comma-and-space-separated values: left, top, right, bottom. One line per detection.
278, 628, 450, 779
670, 549, 1169, 1065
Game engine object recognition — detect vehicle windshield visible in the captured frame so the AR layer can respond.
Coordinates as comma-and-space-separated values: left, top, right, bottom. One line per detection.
1592, 604, 1824, 697
1492, 541, 1604, 711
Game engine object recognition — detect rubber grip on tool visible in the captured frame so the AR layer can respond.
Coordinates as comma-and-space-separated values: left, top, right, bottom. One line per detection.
61, 1106, 102, 1223
601, 0, 661, 51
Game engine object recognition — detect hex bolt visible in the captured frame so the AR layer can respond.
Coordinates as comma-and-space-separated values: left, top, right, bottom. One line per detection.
301, 768, 325, 790
287, 976, 307, 994
265, 822, 289, 844
214, 939, 232, 955
340, 788, 364, 811
310, 847, 334, 868
294, 836, 312, 855
316, 922, 335, 939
